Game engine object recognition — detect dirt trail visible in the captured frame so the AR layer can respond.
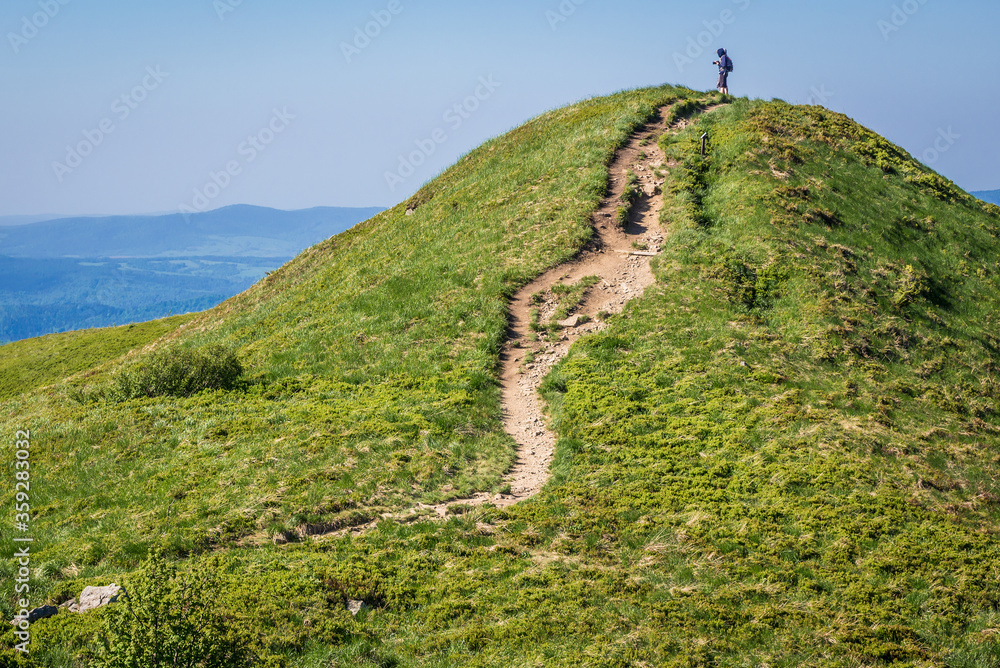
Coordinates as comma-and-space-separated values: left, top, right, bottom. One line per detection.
318, 102, 719, 538
487, 109, 675, 503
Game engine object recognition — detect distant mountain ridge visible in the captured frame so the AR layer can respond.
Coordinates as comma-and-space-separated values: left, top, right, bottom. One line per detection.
972, 189, 1000, 206
0, 204, 383, 258
0, 214, 80, 227
0, 212, 186, 226
0, 204, 382, 342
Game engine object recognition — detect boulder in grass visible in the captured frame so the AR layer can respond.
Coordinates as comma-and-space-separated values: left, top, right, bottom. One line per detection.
9, 605, 59, 625
76, 584, 122, 613
27, 605, 59, 623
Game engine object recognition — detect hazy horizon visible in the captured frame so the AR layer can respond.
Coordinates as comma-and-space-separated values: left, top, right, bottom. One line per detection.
0, 203, 385, 224
2, 0, 997, 217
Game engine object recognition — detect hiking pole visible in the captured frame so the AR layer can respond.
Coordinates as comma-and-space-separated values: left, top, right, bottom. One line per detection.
701, 133, 708, 157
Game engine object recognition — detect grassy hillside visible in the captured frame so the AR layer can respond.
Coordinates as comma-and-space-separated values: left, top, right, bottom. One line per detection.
3, 88, 999, 667
527, 100, 1000, 665
0, 315, 195, 400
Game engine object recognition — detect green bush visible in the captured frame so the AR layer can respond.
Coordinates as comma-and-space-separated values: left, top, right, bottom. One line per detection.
111, 344, 244, 400
93, 551, 262, 668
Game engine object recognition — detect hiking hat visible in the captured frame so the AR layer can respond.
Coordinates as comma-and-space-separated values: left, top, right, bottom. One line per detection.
717, 48, 726, 57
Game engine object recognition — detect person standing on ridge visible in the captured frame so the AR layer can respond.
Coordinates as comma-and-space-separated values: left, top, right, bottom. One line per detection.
713, 48, 732, 96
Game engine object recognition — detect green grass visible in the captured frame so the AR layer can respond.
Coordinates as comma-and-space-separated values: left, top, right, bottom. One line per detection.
551, 275, 601, 321
3, 90, 1000, 667
0, 315, 194, 401
528, 99, 1000, 665
0, 85, 694, 662
617, 170, 641, 227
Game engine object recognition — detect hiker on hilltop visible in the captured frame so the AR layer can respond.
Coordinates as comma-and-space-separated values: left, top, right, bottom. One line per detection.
713, 48, 732, 96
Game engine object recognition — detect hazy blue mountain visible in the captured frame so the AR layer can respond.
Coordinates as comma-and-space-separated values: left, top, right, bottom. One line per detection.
0, 212, 177, 227
0, 205, 383, 258
0, 205, 382, 343
972, 190, 1000, 206
0, 215, 75, 227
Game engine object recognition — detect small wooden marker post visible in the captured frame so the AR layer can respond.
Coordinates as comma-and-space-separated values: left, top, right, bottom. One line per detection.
701, 132, 708, 157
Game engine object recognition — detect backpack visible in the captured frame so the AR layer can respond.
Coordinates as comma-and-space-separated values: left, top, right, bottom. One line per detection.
724, 55, 734, 73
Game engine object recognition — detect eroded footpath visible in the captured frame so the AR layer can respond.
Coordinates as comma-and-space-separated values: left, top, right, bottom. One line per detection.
322, 102, 719, 537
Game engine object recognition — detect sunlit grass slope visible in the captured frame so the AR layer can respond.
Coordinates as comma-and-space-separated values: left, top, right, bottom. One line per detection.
0, 315, 194, 401
4, 90, 999, 667
0, 86, 687, 579
515, 100, 1000, 666
309, 100, 1000, 668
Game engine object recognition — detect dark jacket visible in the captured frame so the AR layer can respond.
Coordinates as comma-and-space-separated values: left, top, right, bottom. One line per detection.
717, 51, 731, 73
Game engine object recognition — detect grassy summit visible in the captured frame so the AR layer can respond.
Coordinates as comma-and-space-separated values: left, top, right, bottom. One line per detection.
2, 87, 999, 666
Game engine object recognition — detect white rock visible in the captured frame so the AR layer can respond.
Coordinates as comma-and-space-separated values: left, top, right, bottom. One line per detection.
76, 585, 122, 613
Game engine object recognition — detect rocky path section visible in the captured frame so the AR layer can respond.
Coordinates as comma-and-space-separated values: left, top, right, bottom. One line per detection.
487, 107, 675, 505
319, 101, 720, 538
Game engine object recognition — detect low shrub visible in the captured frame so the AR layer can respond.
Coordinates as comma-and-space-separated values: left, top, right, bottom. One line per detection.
92, 551, 265, 668
111, 344, 244, 400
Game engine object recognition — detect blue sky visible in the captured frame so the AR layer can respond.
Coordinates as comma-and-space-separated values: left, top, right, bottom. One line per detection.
1, 0, 997, 216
